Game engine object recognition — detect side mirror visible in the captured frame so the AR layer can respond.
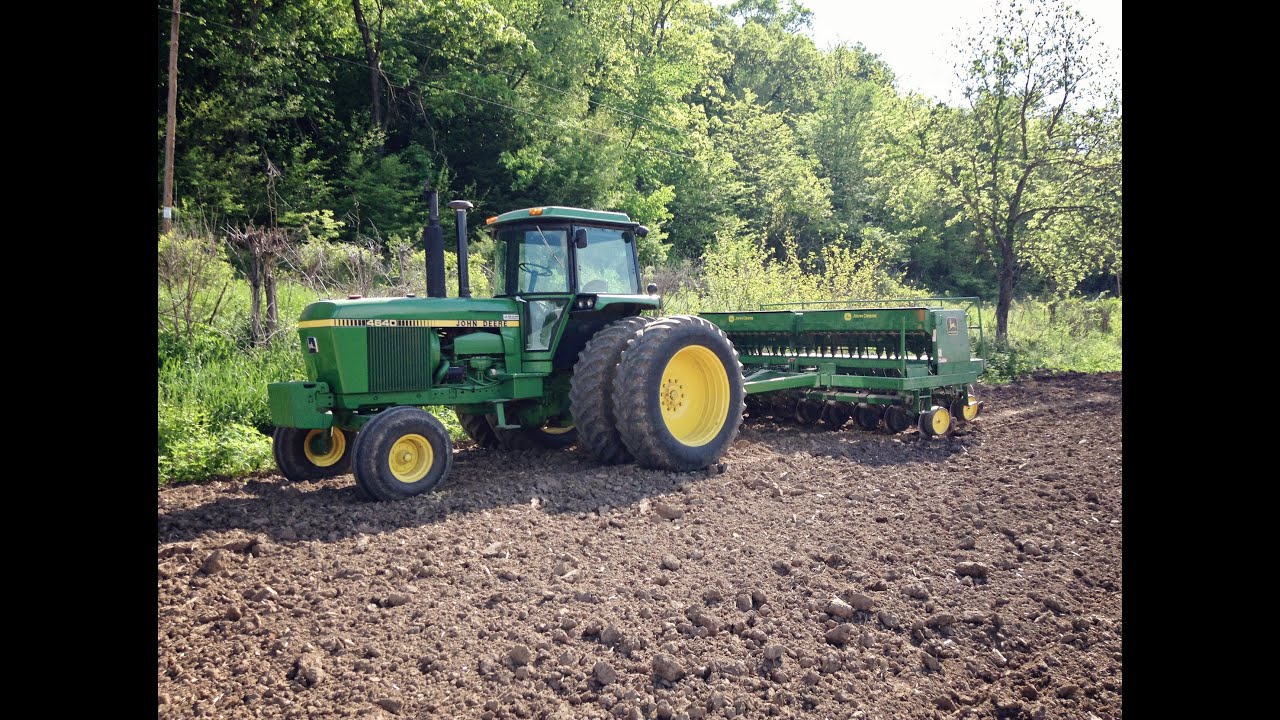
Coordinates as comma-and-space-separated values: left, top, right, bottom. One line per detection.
574, 228, 588, 248
647, 283, 658, 295
635, 225, 649, 238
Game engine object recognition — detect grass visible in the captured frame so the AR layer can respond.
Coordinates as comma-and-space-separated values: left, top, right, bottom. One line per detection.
982, 297, 1122, 382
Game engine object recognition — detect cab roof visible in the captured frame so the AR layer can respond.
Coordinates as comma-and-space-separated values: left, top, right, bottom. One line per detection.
484, 206, 633, 228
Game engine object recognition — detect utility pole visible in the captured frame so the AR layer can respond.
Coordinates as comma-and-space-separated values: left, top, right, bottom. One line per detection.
162, 0, 181, 233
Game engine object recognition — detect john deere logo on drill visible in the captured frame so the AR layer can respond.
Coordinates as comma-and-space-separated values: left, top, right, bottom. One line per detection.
947, 317, 959, 335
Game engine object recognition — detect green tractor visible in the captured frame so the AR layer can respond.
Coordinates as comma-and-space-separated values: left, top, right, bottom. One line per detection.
268, 192, 745, 501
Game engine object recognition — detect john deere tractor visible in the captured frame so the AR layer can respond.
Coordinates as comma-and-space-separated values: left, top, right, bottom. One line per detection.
268, 192, 746, 500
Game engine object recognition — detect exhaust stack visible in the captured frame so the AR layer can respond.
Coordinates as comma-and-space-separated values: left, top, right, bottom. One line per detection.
422, 187, 446, 298
448, 200, 474, 298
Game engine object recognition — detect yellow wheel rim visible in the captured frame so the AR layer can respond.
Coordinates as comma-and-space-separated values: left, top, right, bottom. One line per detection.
930, 407, 952, 435
961, 397, 979, 421
658, 345, 730, 447
388, 433, 433, 483
541, 423, 575, 435
303, 428, 346, 467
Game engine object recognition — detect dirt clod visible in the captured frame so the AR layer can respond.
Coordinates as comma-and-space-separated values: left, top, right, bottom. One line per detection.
652, 653, 685, 683
382, 592, 410, 607
594, 660, 617, 685
902, 584, 929, 600
292, 653, 325, 687
826, 597, 855, 619
654, 501, 684, 520
824, 624, 857, 646
504, 644, 532, 667
200, 550, 228, 575
845, 592, 874, 612
956, 561, 991, 578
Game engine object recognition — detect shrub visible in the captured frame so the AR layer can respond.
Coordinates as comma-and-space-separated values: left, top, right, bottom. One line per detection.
157, 403, 273, 485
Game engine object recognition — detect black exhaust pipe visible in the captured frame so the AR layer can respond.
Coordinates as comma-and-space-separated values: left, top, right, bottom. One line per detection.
448, 199, 474, 298
422, 186, 446, 298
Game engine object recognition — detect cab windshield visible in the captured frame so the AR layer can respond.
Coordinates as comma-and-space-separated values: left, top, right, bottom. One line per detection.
575, 227, 639, 294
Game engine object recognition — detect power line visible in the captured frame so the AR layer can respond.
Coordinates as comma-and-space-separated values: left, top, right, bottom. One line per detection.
158, 5, 699, 163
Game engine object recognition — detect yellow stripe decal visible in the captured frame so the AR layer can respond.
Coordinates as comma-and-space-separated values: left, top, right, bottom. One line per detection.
298, 318, 520, 329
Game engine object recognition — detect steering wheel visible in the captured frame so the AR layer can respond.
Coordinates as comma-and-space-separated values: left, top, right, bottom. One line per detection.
518, 262, 553, 277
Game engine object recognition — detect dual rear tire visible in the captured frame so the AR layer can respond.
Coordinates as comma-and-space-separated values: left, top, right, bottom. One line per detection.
572, 315, 745, 472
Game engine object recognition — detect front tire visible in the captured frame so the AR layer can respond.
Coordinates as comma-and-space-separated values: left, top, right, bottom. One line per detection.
272, 426, 353, 482
351, 407, 453, 501
611, 315, 745, 471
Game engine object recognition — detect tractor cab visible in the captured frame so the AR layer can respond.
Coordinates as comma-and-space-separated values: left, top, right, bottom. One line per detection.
484, 207, 658, 365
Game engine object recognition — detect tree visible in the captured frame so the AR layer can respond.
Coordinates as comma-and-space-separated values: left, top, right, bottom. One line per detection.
871, 0, 1121, 343
712, 92, 832, 257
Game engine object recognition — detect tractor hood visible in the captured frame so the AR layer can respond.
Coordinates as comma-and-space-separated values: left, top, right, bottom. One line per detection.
299, 296, 521, 327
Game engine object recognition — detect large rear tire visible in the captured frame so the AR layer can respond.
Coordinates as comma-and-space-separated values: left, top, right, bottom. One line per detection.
569, 316, 653, 464
272, 426, 353, 482
351, 407, 453, 501
490, 415, 578, 450
455, 411, 500, 449
611, 315, 745, 471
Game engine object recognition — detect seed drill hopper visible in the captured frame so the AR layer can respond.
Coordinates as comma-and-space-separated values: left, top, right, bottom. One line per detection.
701, 299, 986, 436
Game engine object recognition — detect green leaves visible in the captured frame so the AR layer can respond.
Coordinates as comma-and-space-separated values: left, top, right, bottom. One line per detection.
162, 0, 1118, 315
864, 0, 1121, 339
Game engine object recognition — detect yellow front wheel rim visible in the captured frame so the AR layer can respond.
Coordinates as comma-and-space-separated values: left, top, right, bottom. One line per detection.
541, 423, 575, 435
930, 407, 952, 435
388, 434, 433, 483
961, 397, 979, 421
658, 345, 730, 447
303, 428, 346, 467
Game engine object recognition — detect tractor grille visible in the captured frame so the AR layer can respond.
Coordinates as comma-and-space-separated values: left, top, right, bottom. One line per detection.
367, 327, 431, 392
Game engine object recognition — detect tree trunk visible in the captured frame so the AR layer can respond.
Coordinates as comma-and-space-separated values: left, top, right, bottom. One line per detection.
248, 255, 263, 346
995, 239, 1015, 346
264, 252, 278, 342
352, 0, 383, 140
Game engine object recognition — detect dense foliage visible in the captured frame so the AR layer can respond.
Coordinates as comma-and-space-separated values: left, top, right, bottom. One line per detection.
159, 0, 1120, 309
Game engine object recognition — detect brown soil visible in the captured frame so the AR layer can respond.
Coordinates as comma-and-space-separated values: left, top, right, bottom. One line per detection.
158, 372, 1122, 720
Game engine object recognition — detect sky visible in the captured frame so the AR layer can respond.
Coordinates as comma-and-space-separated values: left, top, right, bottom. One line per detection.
721, 1, 1122, 103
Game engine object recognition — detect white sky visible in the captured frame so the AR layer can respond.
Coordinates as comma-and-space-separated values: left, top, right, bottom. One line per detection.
718, 1, 1122, 103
